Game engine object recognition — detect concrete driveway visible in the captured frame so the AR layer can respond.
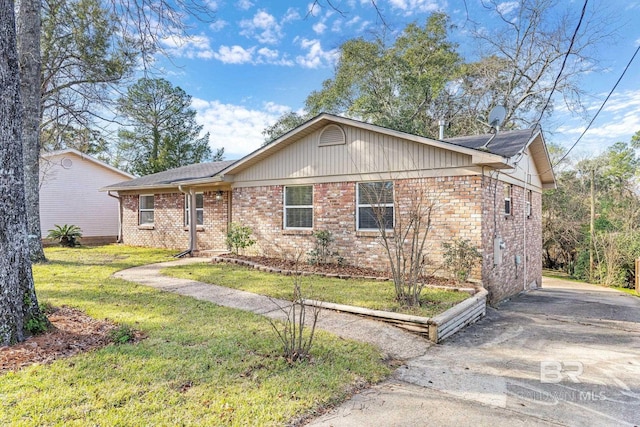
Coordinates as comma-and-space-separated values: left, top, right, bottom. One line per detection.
308, 277, 640, 426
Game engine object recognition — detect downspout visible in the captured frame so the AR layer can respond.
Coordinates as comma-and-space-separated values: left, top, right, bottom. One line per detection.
107, 191, 123, 243
178, 185, 197, 256
523, 156, 530, 291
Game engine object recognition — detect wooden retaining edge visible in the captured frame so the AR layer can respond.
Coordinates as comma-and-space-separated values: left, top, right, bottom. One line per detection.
428, 287, 488, 343
211, 255, 487, 342
301, 299, 431, 336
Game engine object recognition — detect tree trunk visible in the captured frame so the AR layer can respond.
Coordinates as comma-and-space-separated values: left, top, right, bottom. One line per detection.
0, 0, 44, 345
17, 0, 47, 263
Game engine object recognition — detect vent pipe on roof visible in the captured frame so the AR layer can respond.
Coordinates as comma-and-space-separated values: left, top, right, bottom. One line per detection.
438, 120, 446, 140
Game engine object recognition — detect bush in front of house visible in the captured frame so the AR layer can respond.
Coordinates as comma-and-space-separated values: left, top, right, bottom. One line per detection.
47, 224, 83, 247
226, 222, 256, 255
442, 238, 482, 284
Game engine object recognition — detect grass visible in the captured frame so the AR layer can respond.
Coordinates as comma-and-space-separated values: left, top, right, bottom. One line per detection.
0, 245, 390, 426
610, 286, 640, 297
543, 269, 640, 297
162, 262, 470, 318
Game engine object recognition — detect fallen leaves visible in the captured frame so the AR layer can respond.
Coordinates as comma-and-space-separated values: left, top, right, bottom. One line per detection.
0, 306, 116, 374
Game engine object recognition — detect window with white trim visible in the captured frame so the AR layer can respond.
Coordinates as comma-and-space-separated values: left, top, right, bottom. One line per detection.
139, 195, 154, 225
357, 181, 394, 230
185, 193, 204, 226
526, 189, 532, 218
284, 186, 313, 229
504, 184, 512, 216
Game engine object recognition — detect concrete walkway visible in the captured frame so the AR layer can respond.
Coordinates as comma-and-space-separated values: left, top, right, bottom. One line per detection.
113, 258, 431, 361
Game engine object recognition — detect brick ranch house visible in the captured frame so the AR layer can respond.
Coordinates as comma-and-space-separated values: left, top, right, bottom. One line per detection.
103, 113, 556, 303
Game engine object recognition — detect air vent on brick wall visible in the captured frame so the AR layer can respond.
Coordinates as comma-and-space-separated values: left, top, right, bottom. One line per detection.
318, 124, 346, 146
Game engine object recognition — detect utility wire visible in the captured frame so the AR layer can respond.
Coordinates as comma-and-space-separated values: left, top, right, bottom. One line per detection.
552, 43, 640, 168
534, 0, 589, 131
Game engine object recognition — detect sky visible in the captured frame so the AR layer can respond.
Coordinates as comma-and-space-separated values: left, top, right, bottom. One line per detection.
152, 0, 640, 161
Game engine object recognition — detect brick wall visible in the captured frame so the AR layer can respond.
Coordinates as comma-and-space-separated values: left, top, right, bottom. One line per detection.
232, 176, 485, 275
121, 190, 228, 251
481, 176, 542, 304
119, 175, 543, 305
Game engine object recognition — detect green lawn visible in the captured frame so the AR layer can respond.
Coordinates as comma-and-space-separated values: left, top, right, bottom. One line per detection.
163, 262, 469, 318
0, 245, 389, 426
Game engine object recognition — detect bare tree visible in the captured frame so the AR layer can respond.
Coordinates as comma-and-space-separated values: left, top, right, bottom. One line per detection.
15, 0, 216, 261
361, 181, 437, 307
0, 0, 46, 345
464, 0, 615, 129
268, 256, 320, 363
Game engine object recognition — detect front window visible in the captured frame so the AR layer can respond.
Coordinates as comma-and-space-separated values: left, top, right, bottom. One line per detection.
185, 193, 204, 226
139, 195, 154, 225
284, 186, 313, 229
357, 181, 394, 230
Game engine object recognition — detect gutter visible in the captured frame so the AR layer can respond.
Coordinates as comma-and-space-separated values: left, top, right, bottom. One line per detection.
107, 191, 123, 243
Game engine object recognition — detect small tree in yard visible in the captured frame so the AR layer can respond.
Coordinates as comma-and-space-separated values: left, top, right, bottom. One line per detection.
362, 181, 436, 307
225, 222, 255, 255
268, 256, 320, 363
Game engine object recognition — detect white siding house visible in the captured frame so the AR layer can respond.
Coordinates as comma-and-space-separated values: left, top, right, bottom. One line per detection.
40, 149, 133, 242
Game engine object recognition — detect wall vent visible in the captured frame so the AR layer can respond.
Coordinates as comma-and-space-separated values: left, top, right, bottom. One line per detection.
318, 124, 346, 146
61, 158, 73, 169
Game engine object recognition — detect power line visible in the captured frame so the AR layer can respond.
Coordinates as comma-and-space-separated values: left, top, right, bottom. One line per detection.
535, 0, 589, 130
553, 43, 640, 168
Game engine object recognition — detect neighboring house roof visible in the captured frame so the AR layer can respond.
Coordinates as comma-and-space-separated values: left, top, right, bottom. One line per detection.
42, 148, 134, 180
102, 160, 237, 191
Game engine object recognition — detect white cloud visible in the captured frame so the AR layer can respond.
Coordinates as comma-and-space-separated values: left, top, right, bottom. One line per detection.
313, 21, 327, 34
282, 7, 301, 23
295, 38, 339, 69
306, 2, 321, 17
496, 1, 519, 15
236, 0, 253, 10
553, 89, 640, 155
193, 99, 291, 157
239, 10, 283, 44
210, 19, 228, 32
388, 0, 444, 15
160, 34, 214, 59
213, 45, 255, 64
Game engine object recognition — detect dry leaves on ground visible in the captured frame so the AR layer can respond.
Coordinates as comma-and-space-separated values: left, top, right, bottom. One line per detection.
0, 307, 123, 374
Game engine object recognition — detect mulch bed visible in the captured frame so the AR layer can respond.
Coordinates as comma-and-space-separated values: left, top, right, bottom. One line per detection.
216, 254, 463, 288
0, 306, 139, 375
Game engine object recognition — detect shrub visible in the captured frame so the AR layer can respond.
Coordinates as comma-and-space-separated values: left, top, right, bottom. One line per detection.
47, 224, 82, 247
268, 273, 320, 364
109, 324, 135, 344
225, 222, 256, 255
25, 311, 49, 335
442, 239, 482, 284
307, 230, 340, 265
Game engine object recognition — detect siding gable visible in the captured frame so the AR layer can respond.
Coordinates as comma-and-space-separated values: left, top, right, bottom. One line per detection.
233, 124, 473, 184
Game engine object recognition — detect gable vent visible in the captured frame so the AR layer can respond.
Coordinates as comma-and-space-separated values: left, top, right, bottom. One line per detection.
318, 124, 346, 146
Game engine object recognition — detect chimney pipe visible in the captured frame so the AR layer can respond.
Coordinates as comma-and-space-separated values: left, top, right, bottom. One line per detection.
438, 120, 446, 140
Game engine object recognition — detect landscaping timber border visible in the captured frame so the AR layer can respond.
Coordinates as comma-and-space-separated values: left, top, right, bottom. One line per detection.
211, 255, 487, 342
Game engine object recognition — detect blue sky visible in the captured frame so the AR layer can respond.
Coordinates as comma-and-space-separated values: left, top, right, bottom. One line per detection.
153, 0, 640, 161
